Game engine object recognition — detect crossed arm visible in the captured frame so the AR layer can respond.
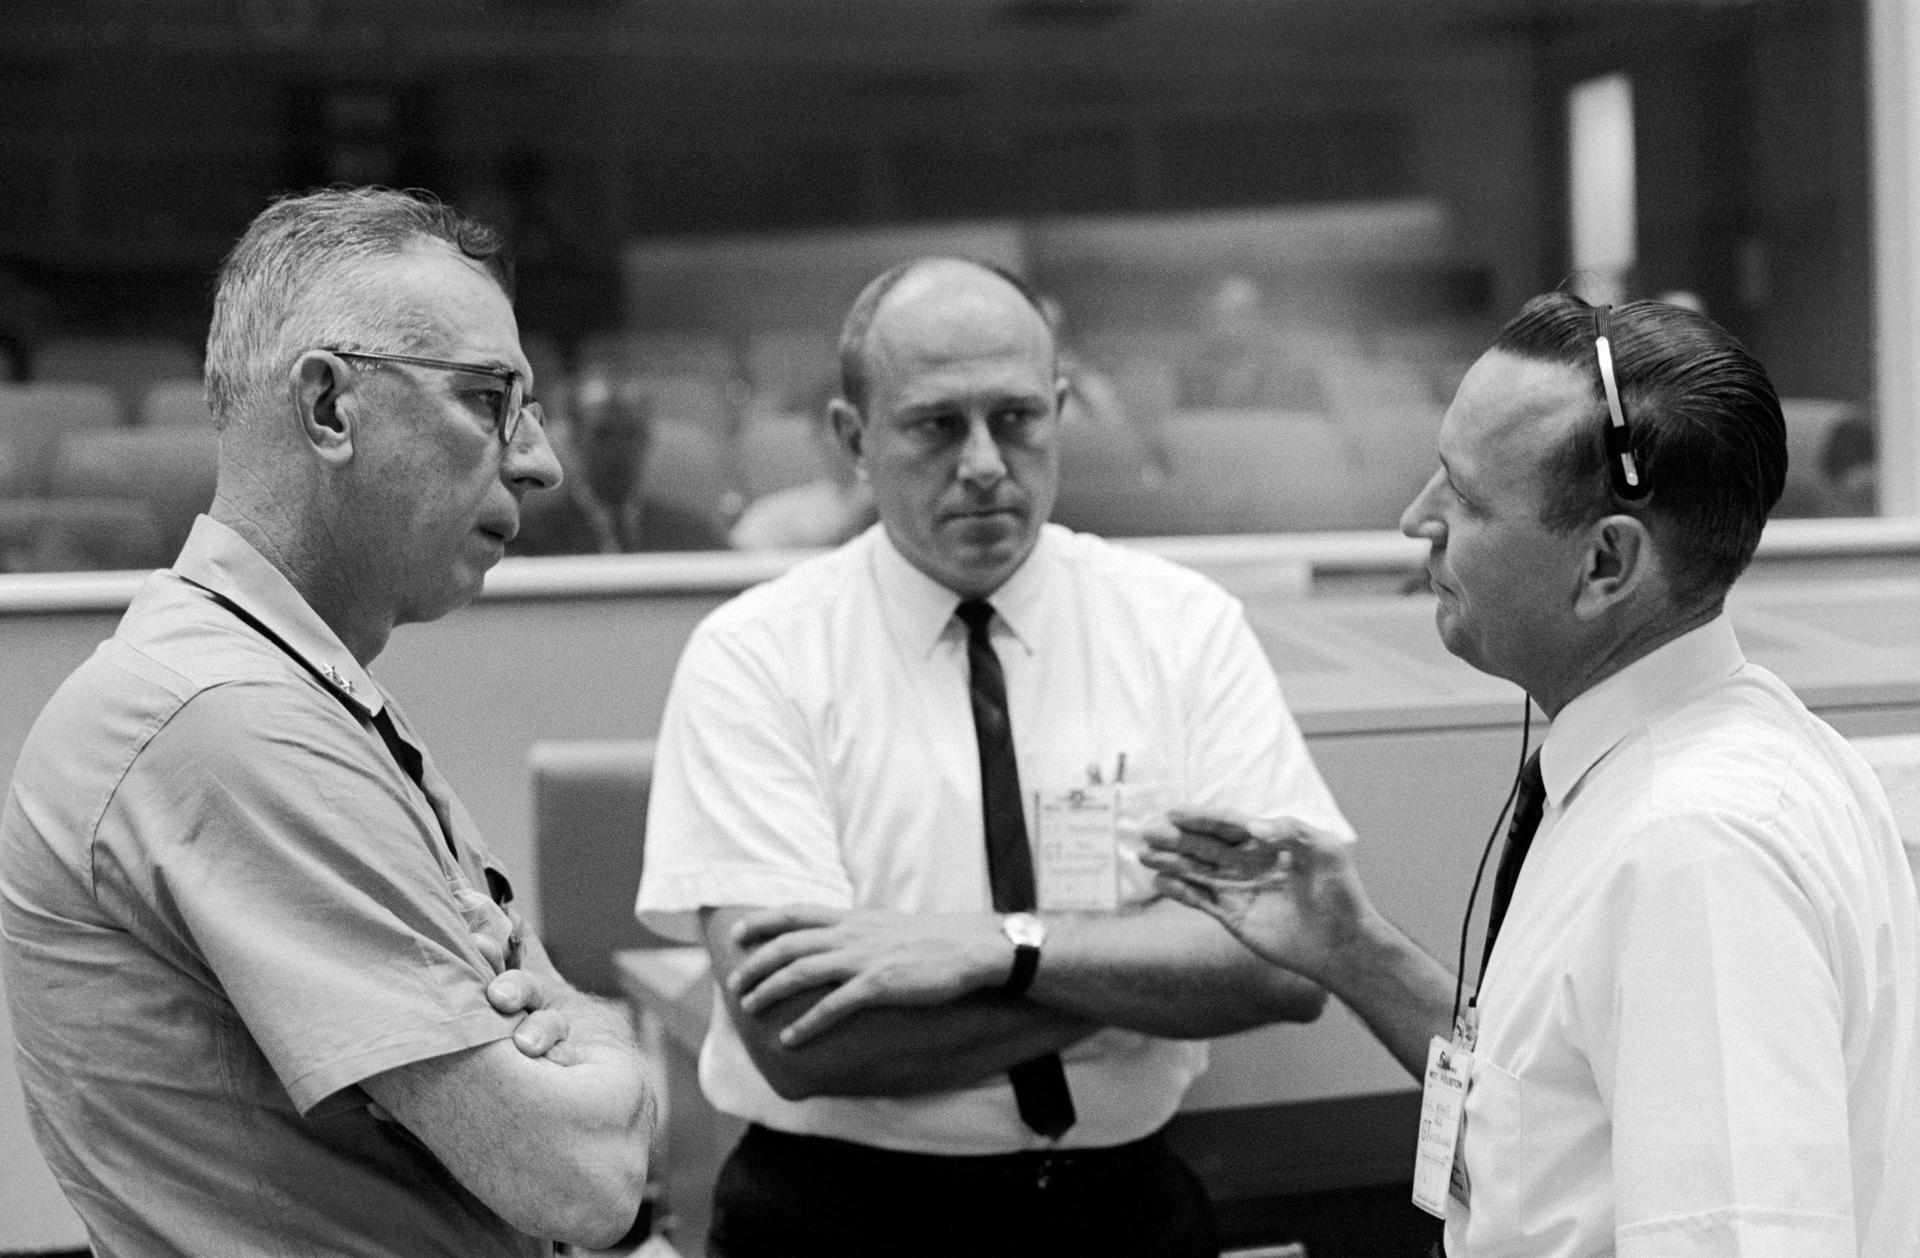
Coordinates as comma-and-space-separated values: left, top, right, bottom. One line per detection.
713, 894, 1326, 1101
360, 932, 656, 1248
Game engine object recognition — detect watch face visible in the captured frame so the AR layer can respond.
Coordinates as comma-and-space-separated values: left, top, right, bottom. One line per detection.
1005, 912, 1045, 947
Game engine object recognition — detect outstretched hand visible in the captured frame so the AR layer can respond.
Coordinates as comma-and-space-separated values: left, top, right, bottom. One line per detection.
727, 905, 1007, 1048
1140, 811, 1374, 985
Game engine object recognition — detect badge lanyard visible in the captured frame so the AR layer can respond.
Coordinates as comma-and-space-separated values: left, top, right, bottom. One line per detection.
1413, 698, 1534, 1219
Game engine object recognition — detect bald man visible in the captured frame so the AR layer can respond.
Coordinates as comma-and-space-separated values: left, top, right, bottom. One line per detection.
636, 258, 1349, 1258
1, 189, 653, 1256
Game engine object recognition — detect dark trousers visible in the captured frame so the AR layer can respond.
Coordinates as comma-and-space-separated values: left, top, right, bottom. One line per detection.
708, 1123, 1221, 1258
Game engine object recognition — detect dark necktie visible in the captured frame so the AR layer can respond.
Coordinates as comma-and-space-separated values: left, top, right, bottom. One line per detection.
956, 598, 1077, 1140
1480, 750, 1545, 977
372, 704, 461, 862
372, 705, 425, 789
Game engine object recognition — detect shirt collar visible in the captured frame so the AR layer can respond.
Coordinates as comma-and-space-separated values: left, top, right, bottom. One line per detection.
868, 522, 1057, 658
172, 516, 386, 717
1539, 612, 1745, 807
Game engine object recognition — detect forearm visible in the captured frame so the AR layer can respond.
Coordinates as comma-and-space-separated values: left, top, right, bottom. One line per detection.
1314, 912, 1457, 1079
1031, 900, 1326, 1038
364, 1032, 654, 1247
731, 987, 1099, 1099
706, 903, 1097, 1097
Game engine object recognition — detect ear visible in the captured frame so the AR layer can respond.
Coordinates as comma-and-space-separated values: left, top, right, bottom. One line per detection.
1573, 513, 1658, 620
828, 397, 865, 464
290, 350, 358, 466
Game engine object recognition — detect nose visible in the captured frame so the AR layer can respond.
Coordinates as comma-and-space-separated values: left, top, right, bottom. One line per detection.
505, 408, 564, 492
955, 415, 1008, 489
1399, 467, 1445, 541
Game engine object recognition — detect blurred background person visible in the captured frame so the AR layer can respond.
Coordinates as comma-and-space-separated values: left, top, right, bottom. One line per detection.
728, 382, 877, 551
1178, 275, 1327, 412
512, 367, 726, 556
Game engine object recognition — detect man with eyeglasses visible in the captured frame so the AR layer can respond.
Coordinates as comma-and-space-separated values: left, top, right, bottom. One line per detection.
1147, 292, 1920, 1255
0, 187, 654, 1256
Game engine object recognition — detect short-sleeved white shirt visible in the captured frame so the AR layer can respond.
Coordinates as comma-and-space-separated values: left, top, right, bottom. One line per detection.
1451, 615, 1920, 1257
638, 522, 1349, 1155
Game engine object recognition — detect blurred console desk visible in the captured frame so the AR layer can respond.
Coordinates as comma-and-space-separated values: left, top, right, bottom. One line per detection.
615, 571, 1920, 1255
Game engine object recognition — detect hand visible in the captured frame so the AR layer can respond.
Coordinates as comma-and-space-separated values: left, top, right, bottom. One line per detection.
1140, 811, 1375, 985
728, 905, 1007, 1048
486, 968, 581, 1066
454, 883, 528, 977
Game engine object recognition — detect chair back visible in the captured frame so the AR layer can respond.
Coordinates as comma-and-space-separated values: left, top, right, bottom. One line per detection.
1158, 407, 1368, 532
744, 328, 836, 407
139, 378, 214, 428
35, 335, 200, 417
47, 427, 218, 560
530, 738, 670, 996
646, 419, 743, 524
0, 382, 123, 493
737, 415, 833, 498
0, 497, 168, 572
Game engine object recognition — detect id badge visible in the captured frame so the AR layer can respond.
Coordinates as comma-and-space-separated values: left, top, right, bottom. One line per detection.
1411, 1034, 1472, 1218
1035, 785, 1121, 912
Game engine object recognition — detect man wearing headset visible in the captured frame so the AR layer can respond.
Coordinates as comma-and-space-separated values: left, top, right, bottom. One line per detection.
1147, 292, 1920, 1255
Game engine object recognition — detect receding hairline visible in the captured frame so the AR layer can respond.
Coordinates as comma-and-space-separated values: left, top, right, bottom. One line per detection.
343, 236, 517, 348
1447, 350, 1595, 500
838, 257, 1055, 413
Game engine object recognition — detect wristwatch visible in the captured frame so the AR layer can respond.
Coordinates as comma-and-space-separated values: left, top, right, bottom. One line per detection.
1001, 911, 1046, 996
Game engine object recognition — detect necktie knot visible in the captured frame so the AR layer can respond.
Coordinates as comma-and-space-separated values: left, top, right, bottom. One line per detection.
956, 598, 996, 637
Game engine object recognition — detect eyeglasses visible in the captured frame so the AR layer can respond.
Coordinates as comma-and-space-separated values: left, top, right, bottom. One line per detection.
327, 348, 543, 445
1592, 305, 1651, 500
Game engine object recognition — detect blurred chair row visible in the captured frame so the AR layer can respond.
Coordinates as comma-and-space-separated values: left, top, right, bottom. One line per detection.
1, 341, 215, 573
640, 401, 1443, 542
18, 334, 204, 417
0, 425, 217, 573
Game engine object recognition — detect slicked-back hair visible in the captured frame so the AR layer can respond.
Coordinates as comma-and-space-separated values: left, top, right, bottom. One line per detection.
835, 257, 1054, 415
1493, 290, 1786, 601
204, 186, 511, 432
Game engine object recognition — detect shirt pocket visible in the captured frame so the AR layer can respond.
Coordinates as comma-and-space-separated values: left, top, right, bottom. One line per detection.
1455, 1052, 1527, 1256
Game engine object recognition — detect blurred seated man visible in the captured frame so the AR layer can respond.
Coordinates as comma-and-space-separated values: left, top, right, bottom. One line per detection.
728, 384, 877, 551
1039, 295, 1169, 483
1819, 410, 1877, 516
512, 367, 726, 555
1178, 275, 1327, 412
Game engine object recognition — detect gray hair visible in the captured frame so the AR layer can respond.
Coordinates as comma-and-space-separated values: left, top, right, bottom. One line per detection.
203, 187, 510, 431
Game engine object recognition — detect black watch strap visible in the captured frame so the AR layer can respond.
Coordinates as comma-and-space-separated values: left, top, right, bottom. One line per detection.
1004, 942, 1040, 996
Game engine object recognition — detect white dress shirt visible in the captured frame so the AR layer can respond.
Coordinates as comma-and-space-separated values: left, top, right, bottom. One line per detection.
638, 522, 1349, 1155
1451, 615, 1920, 1257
